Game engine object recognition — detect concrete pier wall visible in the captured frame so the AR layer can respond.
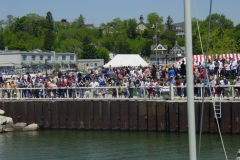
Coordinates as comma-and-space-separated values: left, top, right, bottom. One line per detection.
0, 100, 239, 133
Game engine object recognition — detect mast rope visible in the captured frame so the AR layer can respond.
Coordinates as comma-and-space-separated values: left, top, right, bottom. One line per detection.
193, 0, 228, 159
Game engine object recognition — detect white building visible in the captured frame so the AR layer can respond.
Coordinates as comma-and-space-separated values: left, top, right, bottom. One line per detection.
0, 49, 76, 72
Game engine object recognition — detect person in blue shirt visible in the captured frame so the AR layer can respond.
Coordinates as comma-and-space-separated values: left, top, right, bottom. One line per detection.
168, 67, 176, 78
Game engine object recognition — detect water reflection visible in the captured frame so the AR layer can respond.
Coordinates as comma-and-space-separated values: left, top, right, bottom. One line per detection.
0, 130, 239, 160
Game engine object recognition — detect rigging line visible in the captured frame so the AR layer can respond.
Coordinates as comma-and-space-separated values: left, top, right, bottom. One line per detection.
196, 0, 228, 160
193, 0, 204, 55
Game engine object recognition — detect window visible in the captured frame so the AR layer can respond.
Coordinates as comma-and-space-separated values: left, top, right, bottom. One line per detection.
40, 55, 43, 60
70, 55, 74, 60
86, 64, 89, 66
90, 63, 93, 66
62, 55, 66, 60
94, 63, 97, 66
47, 55, 51, 60
22, 55, 27, 61
32, 55, 36, 61
55, 55, 58, 61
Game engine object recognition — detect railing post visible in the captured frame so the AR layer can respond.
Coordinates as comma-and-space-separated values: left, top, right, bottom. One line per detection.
200, 85, 202, 100
170, 84, 174, 100
67, 88, 69, 98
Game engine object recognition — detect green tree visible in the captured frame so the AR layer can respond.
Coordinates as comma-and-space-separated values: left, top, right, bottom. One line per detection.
0, 20, 5, 32
96, 47, 110, 62
122, 18, 138, 39
43, 29, 55, 51
0, 33, 4, 50
165, 15, 175, 30
81, 44, 97, 59
46, 11, 54, 31
43, 12, 55, 51
71, 14, 85, 28
5, 15, 16, 31
234, 24, 240, 52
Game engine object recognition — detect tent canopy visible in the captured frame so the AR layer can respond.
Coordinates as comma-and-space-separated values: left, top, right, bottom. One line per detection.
103, 54, 149, 68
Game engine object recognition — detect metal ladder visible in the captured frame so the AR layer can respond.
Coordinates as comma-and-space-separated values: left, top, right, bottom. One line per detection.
213, 94, 223, 118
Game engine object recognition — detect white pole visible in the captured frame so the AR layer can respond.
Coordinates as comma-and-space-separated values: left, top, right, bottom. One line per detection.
184, 0, 197, 159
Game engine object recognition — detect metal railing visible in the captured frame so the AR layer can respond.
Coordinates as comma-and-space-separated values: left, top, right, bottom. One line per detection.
0, 84, 239, 100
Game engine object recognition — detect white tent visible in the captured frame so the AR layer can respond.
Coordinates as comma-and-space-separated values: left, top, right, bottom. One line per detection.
103, 54, 149, 68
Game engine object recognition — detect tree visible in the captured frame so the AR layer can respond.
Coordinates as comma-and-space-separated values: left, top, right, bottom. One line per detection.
81, 44, 97, 59
43, 29, 55, 51
160, 29, 177, 50
96, 47, 110, 63
72, 14, 85, 28
165, 15, 175, 31
0, 20, 5, 32
234, 24, 240, 52
0, 33, 4, 50
122, 18, 138, 39
5, 15, 16, 31
46, 11, 54, 31
146, 12, 164, 31
43, 12, 55, 51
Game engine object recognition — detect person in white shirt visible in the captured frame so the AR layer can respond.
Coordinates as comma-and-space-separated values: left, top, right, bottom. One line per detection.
89, 78, 99, 98
231, 59, 238, 78
209, 62, 215, 76
224, 63, 231, 79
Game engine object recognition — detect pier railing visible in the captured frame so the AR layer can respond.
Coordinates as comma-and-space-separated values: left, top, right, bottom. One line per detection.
0, 84, 239, 100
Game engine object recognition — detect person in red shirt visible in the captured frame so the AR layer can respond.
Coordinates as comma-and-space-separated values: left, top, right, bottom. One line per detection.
176, 79, 182, 97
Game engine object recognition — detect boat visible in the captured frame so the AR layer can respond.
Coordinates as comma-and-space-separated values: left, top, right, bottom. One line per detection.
236, 149, 240, 160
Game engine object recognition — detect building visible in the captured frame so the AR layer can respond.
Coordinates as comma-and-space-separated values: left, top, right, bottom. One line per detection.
77, 59, 104, 70
150, 42, 185, 65
150, 43, 168, 65
174, 22, 185, 38
0, 49, 76, 73
136, 15, 147, 32
168, 41, 185, 63
85, 24, 95, 29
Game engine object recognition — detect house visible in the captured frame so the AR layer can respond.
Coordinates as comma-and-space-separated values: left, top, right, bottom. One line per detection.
168, 41, 185, 62
85, 24, 95, 29
136, 15, 147, 32
54, 18, 71, 26
174, 22, 185, 38
150, 43, 168, 65
150, 42, 185, 65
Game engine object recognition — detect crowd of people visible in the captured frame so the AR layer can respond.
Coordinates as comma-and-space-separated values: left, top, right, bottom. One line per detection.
1, 56, 240, 99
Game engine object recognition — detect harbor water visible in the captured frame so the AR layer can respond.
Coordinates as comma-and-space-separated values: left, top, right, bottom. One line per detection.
0, 130, 239, 160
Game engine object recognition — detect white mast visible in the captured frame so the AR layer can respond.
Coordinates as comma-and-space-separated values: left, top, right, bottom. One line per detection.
184, 0, 197, 159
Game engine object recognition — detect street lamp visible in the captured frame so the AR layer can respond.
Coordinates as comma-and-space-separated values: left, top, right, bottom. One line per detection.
165, 54, 169, 65
45, 59, 48, 76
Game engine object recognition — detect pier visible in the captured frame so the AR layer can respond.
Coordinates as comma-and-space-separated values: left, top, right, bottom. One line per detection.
0, 99, 239, 133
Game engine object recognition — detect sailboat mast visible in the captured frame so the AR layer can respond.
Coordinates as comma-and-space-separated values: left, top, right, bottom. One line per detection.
184, 0, 197, 159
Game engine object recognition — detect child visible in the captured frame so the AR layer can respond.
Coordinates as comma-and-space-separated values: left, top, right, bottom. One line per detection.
118, 87, 122, 98
112, 88, 117, 98
13, 87, 17, 99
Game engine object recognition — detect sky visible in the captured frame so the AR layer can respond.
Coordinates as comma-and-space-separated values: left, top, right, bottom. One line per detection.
1, 0, 240, 27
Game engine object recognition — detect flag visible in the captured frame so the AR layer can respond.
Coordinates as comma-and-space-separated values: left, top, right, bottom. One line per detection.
152, 34, 156, 39
151, 24, 156, 29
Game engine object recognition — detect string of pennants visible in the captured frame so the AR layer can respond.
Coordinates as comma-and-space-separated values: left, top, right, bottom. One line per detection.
175, 53, 240, 64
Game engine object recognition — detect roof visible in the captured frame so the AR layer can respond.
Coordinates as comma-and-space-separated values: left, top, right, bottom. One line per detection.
103, 54, 149, 68
151, 44, 168, 51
